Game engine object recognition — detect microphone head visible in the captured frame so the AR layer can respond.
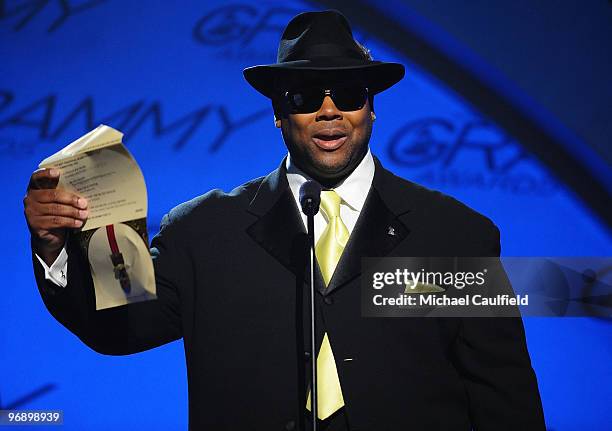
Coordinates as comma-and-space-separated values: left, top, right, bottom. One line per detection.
299, 180, 322, 216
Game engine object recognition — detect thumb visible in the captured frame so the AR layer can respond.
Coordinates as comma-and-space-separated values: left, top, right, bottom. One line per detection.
29, 168, 61, 190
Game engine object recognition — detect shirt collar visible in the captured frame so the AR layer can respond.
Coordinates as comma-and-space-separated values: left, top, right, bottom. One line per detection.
285, 148, 375, 212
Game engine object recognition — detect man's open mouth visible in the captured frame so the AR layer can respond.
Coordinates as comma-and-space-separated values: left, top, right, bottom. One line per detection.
312, 132, 348, 150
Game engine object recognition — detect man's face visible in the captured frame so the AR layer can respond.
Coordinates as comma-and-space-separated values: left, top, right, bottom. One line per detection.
275, 73, 374, 186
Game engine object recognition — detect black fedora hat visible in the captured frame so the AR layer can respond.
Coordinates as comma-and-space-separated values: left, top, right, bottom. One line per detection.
243, 10, 405, 99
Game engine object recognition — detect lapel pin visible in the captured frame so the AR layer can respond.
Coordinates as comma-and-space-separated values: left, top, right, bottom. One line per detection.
387, 226, 395, 236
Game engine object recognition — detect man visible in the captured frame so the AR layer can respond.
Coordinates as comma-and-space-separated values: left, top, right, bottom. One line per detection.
24, 10, 545, 431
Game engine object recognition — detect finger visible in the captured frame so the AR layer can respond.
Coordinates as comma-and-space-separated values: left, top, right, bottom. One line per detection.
35, 215, 84, 229
27, 188, 88, 209
28, 168, 60, 190
28, 200, 89, 220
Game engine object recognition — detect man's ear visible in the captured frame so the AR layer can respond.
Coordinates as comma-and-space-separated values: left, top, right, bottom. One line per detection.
274, 115, 281, 128
370, 111, 376, 121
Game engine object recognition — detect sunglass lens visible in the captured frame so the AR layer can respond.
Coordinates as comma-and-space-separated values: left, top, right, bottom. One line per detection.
332, 86, 368, 111
287, 88, 323, 113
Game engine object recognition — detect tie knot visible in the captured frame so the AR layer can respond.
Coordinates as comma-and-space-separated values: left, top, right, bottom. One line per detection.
320, 190, 342, 219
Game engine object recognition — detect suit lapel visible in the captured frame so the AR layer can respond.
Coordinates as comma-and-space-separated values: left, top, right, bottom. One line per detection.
325, 157, 413, 295
246, 160, 310, 279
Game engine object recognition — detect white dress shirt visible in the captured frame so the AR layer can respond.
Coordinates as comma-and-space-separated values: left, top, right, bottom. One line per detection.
286, 148, 375, 243
36, 149, 375, 288
35, 246, 69, 288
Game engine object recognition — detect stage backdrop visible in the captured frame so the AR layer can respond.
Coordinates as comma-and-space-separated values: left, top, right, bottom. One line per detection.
1, 1, 610, 430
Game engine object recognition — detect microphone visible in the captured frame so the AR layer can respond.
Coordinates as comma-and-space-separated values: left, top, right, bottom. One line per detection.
299, 180, 321, 430
299, 180, 322, 216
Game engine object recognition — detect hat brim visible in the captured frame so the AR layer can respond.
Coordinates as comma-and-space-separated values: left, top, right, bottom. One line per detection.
243, 60, 405, 99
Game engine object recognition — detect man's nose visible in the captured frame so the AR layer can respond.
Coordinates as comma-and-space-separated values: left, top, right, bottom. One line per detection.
316, 95, 343, 121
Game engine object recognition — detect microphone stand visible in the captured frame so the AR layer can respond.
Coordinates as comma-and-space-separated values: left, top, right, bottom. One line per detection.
299, 180, 321, 431
306, 208, 318, 430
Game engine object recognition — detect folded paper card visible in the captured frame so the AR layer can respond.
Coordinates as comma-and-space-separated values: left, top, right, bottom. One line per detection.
39, 124, 156, 310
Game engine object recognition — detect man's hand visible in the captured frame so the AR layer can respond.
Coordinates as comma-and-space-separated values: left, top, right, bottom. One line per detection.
24, 168, 89, 266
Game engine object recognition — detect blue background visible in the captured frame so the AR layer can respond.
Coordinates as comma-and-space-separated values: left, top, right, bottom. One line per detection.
1, 1, 610, 429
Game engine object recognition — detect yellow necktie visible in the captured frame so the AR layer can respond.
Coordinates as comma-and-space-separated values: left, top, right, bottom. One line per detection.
306, 190, 348, 420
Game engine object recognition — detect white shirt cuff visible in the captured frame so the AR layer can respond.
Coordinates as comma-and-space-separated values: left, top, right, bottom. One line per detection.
35, 246, 69, 288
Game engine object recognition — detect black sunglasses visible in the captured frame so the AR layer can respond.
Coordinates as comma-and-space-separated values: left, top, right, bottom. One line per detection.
284, 85, 369, 114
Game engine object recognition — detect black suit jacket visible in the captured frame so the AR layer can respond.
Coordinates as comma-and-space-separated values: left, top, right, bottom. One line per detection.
33, 157, 545, 430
